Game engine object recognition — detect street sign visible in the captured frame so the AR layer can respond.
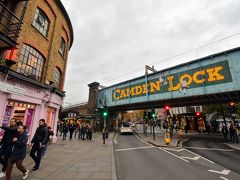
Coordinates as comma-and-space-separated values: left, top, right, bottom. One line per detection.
0, 82, 25, 96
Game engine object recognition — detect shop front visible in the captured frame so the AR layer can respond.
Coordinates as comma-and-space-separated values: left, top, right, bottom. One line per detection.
0, 74, 63, 143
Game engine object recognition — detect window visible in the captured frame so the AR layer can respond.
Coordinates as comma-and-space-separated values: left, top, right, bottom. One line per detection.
32, 8, 49, 37
54, 67, 62, 89
16, 44, 45, 81
59, 38, 65, 56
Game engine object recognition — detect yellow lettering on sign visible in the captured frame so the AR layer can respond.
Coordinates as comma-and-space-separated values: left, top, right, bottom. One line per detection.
149, 81, 160, 93
179, 74, 192, 86
113, 89, 121, 100
126, 87, 135, 97
206, 66, 224, 82
120, 89, 127, 99
135, 85, 142, 95
142, 84, 147, 94
193, 70, 205, 84
168, 76, 180, 91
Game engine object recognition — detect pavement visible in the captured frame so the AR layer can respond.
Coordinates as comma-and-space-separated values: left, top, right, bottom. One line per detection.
9, 132, 117, 180
134, 124, 240, 150
134, 124, 180, 147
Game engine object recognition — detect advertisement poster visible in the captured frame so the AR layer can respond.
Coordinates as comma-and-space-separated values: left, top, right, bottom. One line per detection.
26, 109, 34, 134
0, 106, 13, 137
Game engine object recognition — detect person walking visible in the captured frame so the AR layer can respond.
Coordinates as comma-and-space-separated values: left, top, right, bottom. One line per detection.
81, 123, 86, 140
41, 126, 54, 157
0, 119, 18, 178
30, 119, 48, 171
68, 121, 75, 140
87, 123, 93, 141
5, 125, 29, 180
62, 123, 68, 140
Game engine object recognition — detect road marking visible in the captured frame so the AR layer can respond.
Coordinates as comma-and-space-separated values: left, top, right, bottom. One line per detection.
115, 146, 155, 152
208, 169, 231, 175
183, 148, 215, 164
159, 147, 189, 163
133, 131, 153, 146
181, 156, 200, 161
185, 147, 234, 152
163, 148, 184, 152
114, 133, 118, 144
223, 143, 240, 151
219, 176, 229, 180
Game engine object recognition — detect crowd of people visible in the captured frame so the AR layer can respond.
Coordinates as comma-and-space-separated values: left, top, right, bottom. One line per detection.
0, 118, 54, 179
57, 121, 94, 141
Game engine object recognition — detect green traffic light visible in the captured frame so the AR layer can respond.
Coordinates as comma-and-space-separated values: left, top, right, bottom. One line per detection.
103, 112, 108, 117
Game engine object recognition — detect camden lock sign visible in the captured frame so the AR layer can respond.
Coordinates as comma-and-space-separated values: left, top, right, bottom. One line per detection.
112, 60, 232, 101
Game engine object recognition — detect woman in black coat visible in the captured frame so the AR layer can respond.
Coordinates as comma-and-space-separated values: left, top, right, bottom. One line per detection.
5, 125, 29, 180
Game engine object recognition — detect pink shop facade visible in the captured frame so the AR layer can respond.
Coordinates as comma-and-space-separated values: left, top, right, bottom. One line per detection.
0, 73, 62, 143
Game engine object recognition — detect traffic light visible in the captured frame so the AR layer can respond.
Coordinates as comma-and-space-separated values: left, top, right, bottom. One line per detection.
195, 112, 201, 116
102, 106, 108, 118
165, 105, 170, 115
229, 102, 236, 114
151, 108, 156, 119
143, 111, 148, 120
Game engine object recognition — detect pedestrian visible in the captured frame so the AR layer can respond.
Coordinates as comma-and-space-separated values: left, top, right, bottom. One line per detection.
41, 126, 54, 157
30, 119, 48, 171
0, 118, 18, 178
5, 125, 29, 180
81, 123, 86, 140
87, 123, 93, 141
56, 121, 60, 136
68, 121, 75, 140
222, 125, 228, 140
62, 123, 68, 140
77, 123, 81, 139
229, 124, 234, 140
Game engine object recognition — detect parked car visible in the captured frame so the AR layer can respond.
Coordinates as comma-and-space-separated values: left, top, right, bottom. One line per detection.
120, 122, 133, 135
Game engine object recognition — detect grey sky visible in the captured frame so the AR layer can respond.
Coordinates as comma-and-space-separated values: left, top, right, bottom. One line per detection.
61, 0, 240, 105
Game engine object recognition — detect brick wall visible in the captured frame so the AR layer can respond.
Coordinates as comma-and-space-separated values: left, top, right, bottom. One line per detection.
10, 0, 73, 91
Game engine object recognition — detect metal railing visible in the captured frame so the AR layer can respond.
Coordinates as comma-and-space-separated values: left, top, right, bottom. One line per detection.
0, 2, 23, 42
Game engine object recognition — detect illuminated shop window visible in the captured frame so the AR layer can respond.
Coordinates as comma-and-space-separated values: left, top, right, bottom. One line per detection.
16, 44, 45, 81
32, 8, 49, 37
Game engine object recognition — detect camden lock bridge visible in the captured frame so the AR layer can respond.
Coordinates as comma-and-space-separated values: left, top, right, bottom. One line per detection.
97, 47, 240, 111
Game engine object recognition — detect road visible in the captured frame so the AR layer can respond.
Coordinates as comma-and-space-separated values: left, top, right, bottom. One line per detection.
113, 132, 240, 180
183, 134, 240, 174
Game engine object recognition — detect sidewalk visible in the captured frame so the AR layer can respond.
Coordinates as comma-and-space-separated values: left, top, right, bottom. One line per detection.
134, 125, 180, 147
10, 133, 116, 180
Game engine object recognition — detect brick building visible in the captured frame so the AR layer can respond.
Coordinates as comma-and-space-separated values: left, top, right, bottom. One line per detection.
0, 0, 74, 142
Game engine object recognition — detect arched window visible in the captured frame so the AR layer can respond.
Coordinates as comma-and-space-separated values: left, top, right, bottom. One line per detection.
16, 44, 45, 81
32, 8, 49, 37
54, 67, 62, 89
59, 37, 66, 56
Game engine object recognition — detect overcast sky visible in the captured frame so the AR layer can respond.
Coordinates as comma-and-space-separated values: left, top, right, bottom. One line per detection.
61, 0, 240, 106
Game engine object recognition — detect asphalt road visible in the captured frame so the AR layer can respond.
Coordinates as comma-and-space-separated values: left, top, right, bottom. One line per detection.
183, 134, 240, 174
113, 133, 240, 180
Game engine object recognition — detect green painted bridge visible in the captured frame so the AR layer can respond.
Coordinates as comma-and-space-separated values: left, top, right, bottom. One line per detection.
97, 47, 240, 111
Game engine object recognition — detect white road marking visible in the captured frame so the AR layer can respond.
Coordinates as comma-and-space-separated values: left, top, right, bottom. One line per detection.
163, 148, 184, 152
219, 176, 229, 180
183, 148, 215, 164
114, 133, 118, 144
181, 156, 200, 161
134, 132, 189, 162
115, 146, 155, 152
208, 169, 231, 175
159, 147, 189, 163
185, 147, 234, 152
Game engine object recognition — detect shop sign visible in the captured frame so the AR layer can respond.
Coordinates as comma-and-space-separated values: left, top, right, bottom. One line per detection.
112, 60, 232, 101
0, 82, 25, 96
